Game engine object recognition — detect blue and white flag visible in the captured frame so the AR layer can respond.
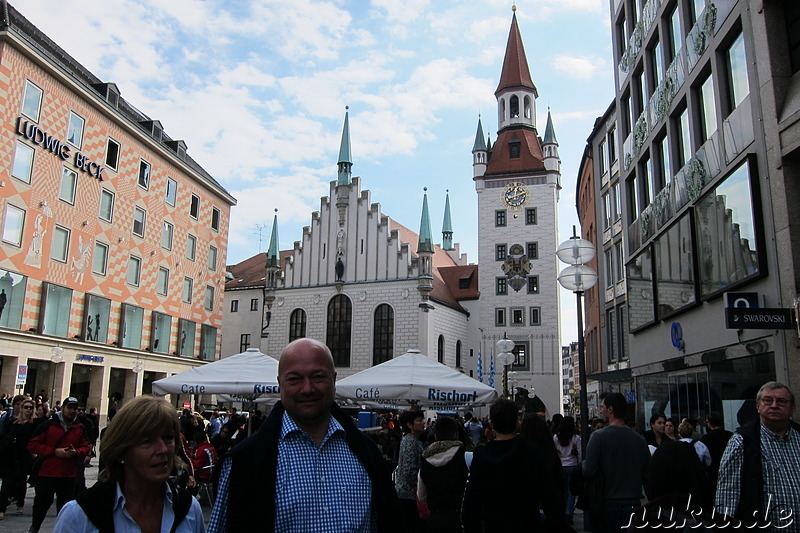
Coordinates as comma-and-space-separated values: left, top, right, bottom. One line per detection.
488, 352, 495, 388
477, 351, 483, 383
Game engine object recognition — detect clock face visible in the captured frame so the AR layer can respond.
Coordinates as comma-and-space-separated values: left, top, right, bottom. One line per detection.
503, 182, 528, 208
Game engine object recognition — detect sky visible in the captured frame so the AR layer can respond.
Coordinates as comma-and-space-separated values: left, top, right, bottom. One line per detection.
19, 0, 615, 346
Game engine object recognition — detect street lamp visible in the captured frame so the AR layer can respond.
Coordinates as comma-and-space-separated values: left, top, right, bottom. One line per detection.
557, 227, 597, 455
496, 336, 515, 399
50, 345, 64, 405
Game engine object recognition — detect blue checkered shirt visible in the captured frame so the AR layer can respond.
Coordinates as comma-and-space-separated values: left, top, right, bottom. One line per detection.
208, 412, 373, 532
715, 423, 800, 531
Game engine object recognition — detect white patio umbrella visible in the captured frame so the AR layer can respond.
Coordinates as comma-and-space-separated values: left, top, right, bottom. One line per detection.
152, 348, 280, 401
336, 349, 498, 410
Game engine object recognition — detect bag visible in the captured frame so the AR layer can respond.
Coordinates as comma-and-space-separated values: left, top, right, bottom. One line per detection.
28, 456, 44, 486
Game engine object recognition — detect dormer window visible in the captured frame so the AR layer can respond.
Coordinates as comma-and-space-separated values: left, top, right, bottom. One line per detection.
510, 95, 520, 118
509, 139, 521, 159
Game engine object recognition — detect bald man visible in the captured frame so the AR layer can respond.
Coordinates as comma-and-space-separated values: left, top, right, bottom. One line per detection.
208, 339, 401, 533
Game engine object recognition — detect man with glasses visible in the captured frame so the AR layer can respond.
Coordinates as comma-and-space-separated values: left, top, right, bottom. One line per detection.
716, 381, 800, 530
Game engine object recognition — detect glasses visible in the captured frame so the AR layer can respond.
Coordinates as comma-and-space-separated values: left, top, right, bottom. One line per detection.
761, 396, 790, 407
22, 405, 34, 409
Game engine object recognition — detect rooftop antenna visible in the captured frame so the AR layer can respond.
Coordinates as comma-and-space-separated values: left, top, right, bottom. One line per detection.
254, 223, 268, 253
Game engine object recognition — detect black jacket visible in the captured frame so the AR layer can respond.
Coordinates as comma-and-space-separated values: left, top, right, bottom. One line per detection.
225, 401, 401, 533
75, 479, 193, 533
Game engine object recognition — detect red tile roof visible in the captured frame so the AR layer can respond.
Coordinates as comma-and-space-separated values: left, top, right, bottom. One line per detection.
495, 13, 536, 96
484, 128, 545, 176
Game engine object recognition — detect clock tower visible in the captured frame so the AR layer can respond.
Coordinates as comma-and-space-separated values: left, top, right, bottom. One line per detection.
474, 8, 562, 415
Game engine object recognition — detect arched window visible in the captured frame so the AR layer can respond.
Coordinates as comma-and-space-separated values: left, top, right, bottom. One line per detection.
456, 340, 462, 368
501, 99, 506, 121
510, 95, 520, 118
524, 96, 532, 119
289, 308, 306, 341
373, 304, 394, 365
326, 294, 352, 366
438, 335, 445, 364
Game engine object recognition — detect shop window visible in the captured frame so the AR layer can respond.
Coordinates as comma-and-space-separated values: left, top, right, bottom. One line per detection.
200, 325, 217, 361
21, 80, 43, 121
138, 159, 151, 189
326, 294, 352, 367
2, 204, 25, 246
127, 255, 142, 286
655, 214, 696, 319
0, 269, 27, 330
105, 138, 120, 171
66, 111, 84, 148
151, 312, 171, 354
120, 303, 144, 349
178, 319, 196, 357
289, 308, 307, 342
165, 178, 177, 206
133, 207, 146, 238
157, 267, 169, 296
92, 242, 109, 276
11, 142, 34, 184
40, 282, 71, 337
99, 189, 115, 222
626, 247, 656, 331
695, 161, 760, 298
50, 226, 70, 263
373, 304, 394, 365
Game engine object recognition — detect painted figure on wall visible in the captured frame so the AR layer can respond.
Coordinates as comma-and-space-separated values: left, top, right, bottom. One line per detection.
23, 214, 46, 267
71, 235, 92, 284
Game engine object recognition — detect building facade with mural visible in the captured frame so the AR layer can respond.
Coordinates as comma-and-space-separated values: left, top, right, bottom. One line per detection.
0, 2, 235, 416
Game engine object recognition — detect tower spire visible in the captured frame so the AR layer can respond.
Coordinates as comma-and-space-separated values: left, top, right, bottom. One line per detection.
417, 188, 434, 300
337, 106, 352, 186
543, 108, 558, 145
495, 9, 537, 97
442, 190, 454, 251
266, 209, 279, 270
418, 188, 433, 253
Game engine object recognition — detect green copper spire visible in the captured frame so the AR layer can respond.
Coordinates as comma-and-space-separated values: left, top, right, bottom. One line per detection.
418, 188, 433, 253
543, 108, 558, 145
472, 116, 487, 152
442, 190, 453, 251
337, 106, 352, 185
266, 209, 279, 269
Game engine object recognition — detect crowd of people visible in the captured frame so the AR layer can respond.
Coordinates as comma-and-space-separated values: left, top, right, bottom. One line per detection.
1, 369, 797, 532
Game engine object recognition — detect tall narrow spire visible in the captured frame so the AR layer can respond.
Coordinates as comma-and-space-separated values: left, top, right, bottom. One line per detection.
337, 106, 352, 186
543, 108, 558, 145
418, 188, 433, 253
266, 209, 280, 269
472, 116, 487, 151
495, 10, 536, 96
442, 190, 454, 251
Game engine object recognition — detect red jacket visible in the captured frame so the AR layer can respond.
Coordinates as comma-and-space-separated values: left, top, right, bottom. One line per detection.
27, 414, 90, 478
191, 441, 218, 481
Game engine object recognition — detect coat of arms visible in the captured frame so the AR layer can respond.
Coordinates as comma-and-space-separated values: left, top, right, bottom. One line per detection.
501, 244, 531, 292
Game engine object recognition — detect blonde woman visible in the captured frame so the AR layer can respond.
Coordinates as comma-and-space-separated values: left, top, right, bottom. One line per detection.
0, 397, 36, 519
54, 396, 204, 533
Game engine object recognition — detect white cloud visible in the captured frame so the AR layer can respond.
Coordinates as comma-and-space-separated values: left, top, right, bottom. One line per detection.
552, 54, 606, 79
